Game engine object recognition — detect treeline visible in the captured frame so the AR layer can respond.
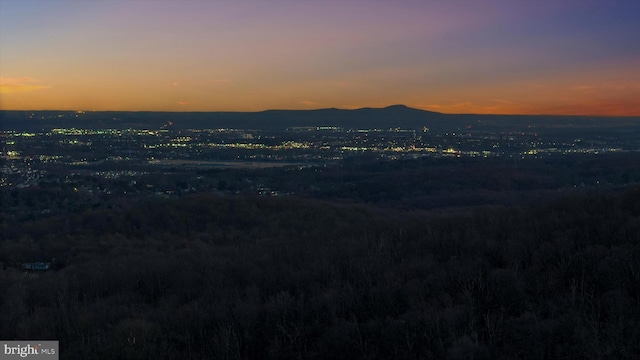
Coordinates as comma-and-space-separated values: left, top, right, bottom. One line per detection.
1, 187, 640, 359
283, 153, 640, 207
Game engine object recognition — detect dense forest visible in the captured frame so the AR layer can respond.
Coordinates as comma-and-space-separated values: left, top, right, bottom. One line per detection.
2, 185, 639, 359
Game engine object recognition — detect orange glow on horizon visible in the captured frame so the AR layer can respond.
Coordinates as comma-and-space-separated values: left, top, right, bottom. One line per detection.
0, 77, 51, 94
2, 2, 639, 116
416, 98, 640, 117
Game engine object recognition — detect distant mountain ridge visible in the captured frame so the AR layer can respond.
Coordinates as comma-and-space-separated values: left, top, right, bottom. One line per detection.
0, 105, 445, 131
1, 106, 638, 133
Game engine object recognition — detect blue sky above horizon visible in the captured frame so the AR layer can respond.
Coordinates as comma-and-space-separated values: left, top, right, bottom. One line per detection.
1, 0, 639, 115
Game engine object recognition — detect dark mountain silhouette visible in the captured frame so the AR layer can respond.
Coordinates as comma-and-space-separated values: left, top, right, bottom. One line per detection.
253, 104, 442, 130
0, 106, 445, 132
1, 106, 638, 133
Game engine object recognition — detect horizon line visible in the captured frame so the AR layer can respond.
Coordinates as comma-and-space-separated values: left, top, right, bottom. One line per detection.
0, 105, 638, 118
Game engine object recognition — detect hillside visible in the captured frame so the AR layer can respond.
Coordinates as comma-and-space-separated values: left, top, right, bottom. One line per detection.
2, 187, 639, 359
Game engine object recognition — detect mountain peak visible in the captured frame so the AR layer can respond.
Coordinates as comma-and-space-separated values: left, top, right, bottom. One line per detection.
379, 104, 441, 114
383, 104, 411, 110
356, 104, 415, 111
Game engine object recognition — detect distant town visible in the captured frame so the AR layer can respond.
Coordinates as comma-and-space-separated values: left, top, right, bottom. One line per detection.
2, 108, 640, 220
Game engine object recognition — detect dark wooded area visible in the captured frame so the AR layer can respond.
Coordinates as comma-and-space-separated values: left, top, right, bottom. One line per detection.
2, 186, 639, 359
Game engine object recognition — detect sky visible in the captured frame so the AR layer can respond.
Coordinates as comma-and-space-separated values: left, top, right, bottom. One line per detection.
1, 0, 639, 115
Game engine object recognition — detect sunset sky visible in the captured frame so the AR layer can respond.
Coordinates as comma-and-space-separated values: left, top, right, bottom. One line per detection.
1, 0, 639, 115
